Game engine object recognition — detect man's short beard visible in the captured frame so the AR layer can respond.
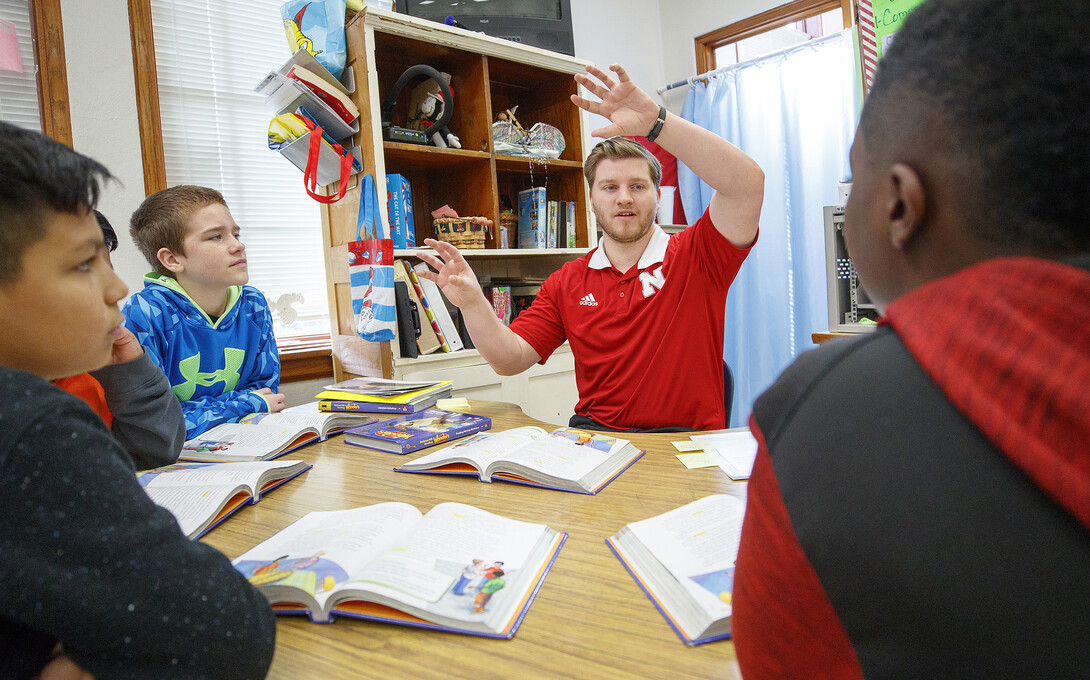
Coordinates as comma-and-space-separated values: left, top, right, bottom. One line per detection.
593, 206, 656, 244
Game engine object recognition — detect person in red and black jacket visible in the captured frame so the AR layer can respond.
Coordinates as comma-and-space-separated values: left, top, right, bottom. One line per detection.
732, 0, 1090, 677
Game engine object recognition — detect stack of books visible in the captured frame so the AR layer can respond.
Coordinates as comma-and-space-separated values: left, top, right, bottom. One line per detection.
315, 377, 454, 415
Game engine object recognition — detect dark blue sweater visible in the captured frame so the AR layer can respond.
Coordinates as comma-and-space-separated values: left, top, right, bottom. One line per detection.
0, 367, 275, 679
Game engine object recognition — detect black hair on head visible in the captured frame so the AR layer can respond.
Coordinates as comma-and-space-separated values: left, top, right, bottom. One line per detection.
95, 210, 119, 253
0, 121, 114, 283
859, 0, 1090, 252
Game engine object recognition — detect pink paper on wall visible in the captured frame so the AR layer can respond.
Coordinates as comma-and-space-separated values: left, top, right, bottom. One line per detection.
0, 19, 23, 73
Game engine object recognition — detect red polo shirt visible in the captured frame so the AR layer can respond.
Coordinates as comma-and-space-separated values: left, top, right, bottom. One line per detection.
509, 209, 752, 430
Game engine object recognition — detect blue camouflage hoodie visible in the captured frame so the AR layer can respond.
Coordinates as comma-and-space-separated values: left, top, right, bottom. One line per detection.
123, 274, 280, 438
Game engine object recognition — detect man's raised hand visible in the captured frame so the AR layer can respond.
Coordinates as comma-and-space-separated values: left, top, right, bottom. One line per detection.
570, 63, 659, 139
415, 238, 487, 310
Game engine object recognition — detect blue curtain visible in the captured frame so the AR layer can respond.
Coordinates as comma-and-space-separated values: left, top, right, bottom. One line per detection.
678, 31, 858, 427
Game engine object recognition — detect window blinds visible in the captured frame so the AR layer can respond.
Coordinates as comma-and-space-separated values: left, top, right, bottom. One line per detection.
149, 0, 330, 338
0, 0, 42, 131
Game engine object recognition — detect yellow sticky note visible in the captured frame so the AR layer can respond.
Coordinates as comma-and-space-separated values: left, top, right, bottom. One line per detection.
672, 440, 707, 452
675, 452, 722, 469
436, 397, 470, 410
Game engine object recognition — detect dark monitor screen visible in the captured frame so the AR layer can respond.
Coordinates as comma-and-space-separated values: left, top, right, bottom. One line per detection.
401, 0, 561, 21
398, 0, 574, 56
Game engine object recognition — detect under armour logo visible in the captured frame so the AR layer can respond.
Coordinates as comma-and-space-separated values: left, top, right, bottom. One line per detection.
639, 266, 666, 298
173, 348, 246, 400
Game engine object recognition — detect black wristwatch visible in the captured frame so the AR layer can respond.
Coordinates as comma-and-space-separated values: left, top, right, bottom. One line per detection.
646, 105, 667, 142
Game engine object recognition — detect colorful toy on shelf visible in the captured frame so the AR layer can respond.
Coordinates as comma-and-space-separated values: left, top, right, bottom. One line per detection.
409, 72, 461, 149
381, 64, 458, 148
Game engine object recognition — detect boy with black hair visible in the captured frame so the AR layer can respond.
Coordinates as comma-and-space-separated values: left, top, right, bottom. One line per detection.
54, 210, 186, 469
732, 0, 1090, 677
0, 122, 275, 679
125, 185, 285, 438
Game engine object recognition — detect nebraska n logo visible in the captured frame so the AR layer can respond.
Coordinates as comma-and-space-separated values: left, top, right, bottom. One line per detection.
639, 266, 666, 298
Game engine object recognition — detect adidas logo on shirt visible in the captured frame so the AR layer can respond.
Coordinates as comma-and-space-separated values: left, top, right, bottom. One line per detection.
579, 293, 598, 307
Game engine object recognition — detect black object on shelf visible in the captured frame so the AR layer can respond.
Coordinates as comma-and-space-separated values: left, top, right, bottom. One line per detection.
381, 64, 453, 147
395, 280, 421, 358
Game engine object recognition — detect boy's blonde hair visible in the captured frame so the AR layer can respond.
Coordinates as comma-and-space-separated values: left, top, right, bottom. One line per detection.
583, 137, 662, 190
130, 185, 228, 277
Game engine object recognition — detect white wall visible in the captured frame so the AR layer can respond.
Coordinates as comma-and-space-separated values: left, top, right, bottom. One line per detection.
570, 0, 667, 135
60, 0, 150, 297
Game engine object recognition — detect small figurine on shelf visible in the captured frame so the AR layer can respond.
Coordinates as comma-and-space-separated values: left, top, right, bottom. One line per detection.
409, 72, 461, 149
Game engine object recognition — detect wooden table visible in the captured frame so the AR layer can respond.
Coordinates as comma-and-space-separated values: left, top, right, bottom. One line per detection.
203, 401, 743, 679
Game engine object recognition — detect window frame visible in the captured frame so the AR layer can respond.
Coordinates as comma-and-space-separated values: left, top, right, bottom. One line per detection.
694, 0, 854, 75
24, 0, 72, 145
127, 0, 332, 382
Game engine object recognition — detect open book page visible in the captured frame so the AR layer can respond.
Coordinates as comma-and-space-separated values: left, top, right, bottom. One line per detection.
338, 502, 556, 630
240, 410, 332, 436
402, 426, 548, 472
137, 460, 305, 491
233, 504, 424, 617
490, 428, 627, 484
181, 423, 305, 461
625, 494, 744, 625
143, 485, 247, 539
138, 460, 308, 539
276, 402, 377, 435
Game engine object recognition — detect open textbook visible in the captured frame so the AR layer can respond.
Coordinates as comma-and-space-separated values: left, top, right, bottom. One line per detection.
606, 492, 747, 645
395, 426, 644, 494
179, 405, 376, 462
137, 460, 311, 539
232, 502, 566, 638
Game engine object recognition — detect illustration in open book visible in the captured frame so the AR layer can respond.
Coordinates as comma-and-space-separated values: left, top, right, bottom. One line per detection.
231, 501, 563, 637
395, 426, 644, 494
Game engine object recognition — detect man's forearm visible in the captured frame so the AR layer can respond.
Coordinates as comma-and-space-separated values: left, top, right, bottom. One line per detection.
459, 293, 540, 375
654, 111, 763, 202
654, 111, 764, 245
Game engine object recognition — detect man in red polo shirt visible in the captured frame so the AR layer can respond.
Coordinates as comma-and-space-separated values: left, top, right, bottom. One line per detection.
417, 63, 764, 431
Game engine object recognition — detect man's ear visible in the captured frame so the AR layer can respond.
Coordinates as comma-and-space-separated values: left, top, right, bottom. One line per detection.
156, 247, 185, 274
886, 163, 925, 250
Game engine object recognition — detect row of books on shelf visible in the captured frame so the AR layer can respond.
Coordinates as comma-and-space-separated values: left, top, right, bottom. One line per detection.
486, 280, 540, 326
517, 187, 578, 249
393, 258, 473, 358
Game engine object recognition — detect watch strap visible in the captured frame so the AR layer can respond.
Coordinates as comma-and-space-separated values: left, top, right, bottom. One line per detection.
646, 105, 667, 142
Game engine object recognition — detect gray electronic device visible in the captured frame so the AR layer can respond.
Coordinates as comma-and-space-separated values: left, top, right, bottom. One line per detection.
384, 126, 427, 144
824, 205, 879, 333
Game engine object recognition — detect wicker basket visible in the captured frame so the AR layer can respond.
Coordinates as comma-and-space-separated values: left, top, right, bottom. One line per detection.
498, 211, 518, 249
434, 217, 489, 249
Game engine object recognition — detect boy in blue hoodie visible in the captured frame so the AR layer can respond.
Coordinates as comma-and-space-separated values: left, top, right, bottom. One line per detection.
125, 185, 285, 438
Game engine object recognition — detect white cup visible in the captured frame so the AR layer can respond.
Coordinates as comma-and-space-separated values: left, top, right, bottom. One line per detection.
657, 186, 676, 225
